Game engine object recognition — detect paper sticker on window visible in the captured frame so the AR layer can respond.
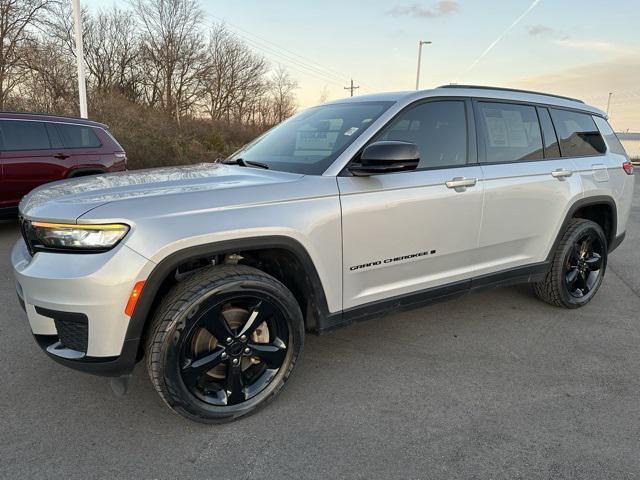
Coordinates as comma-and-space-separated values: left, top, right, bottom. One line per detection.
344, 127, 359, 136
485, 110, 508, 147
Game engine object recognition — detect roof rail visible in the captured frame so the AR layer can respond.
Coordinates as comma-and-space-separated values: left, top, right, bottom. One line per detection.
0, 111, 106, 125
438, 84, 585, 104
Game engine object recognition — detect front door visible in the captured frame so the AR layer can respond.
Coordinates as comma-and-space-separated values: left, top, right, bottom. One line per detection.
338, 99, 485, 310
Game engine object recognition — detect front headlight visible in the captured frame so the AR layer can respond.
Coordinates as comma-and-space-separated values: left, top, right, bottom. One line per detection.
24, 221, 130, 253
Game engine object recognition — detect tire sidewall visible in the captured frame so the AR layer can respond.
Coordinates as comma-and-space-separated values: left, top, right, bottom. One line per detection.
156, 275, 303, 423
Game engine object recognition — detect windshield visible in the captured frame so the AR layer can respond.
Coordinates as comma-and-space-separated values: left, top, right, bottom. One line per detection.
229, 101, 394, 174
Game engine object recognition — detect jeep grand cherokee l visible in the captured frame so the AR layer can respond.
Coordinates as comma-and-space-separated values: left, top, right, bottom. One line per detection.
12, 86, 634, 423
0, 113, 127, 218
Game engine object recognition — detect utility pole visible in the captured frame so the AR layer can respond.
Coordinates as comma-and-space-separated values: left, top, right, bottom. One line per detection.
72, 0, 88, 118
344, 79, 360, 97
415, 40, 432, 90
606, 92, 613, 118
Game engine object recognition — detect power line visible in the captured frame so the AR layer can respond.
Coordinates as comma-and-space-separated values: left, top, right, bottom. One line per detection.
344, 79, 360, 97
210, 14, 378, 92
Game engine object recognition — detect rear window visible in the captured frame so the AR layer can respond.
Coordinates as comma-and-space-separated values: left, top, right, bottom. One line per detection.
0, 120, 50, 151
56, 123, 102, 148
549, 109, 606, 157
477, 102, 543, 163
593, 116, 627, 156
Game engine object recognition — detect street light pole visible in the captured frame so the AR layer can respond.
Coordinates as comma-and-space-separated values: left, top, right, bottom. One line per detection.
72, 0, 88, 118
606, 92, 613, 118
415, 40, 432, 90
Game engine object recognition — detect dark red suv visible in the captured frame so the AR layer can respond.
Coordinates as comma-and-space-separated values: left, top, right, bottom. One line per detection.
0, 113, 127, 217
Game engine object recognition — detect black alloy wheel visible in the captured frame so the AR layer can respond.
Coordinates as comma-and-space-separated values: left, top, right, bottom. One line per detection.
179, 294, 289, 407
534, 219, 608, 308
146, 265, 303, 423
563, 232, 604, 299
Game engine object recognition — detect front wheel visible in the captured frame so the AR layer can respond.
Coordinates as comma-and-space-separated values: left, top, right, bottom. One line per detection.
145, 265, 304, 423
534, 219, 608, 308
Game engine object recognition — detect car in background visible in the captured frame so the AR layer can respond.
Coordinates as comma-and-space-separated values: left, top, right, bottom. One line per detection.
0, 113, 127, 218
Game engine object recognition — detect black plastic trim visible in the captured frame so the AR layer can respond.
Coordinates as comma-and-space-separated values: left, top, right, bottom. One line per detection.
122, 236, 332, 362
0, 206, 18, 219
609, 232, 626, 253
546, 196, 618, 260
32, 334, 138, 377
318, 262, 550, 332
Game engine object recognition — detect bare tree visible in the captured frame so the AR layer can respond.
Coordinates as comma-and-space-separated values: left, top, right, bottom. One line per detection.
130, 0, 205, 118
270, 65, 297, 123
201, 24, 268, 124
83, 7, 140, 99
0, 0, 54, 108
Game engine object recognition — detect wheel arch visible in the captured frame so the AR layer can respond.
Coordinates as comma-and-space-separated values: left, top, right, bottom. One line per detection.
67, 167, 107, 178
547, 195, 618, 262
124, 236, 332, 361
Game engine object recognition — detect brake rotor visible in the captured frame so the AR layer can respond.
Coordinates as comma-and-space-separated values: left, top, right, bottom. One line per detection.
190, 304, 270, 380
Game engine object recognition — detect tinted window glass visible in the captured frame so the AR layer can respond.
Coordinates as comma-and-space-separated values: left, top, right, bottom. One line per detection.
477, 102, 543, 163
232, 101, 393, 175
45, 123, 64, 149
56, 123, 101, 148
593, 116, 626, 156
550, 109, 606, 157
537, 107, 560, 158
0, 120, 51, 151
378, 100, 467, 168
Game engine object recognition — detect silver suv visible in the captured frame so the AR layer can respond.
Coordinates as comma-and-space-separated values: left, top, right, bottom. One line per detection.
12, 86, 635, 423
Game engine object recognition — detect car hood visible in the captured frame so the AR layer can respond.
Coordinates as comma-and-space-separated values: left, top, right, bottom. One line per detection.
20, 163, 305, 222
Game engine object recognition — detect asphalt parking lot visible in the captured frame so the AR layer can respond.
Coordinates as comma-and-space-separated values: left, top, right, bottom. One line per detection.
1, 176, 639, 480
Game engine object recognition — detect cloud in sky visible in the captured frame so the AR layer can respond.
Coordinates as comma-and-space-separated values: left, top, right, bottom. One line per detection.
527, 24, 554, 35
553, 38, 632, 55
388, 1, 460, 18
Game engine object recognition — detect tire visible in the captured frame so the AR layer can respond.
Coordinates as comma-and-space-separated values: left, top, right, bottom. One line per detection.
534, 219, 608, 308
145, 264, 304, 423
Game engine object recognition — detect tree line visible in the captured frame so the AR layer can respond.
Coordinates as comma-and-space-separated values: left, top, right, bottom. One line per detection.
0, 0, 299, 168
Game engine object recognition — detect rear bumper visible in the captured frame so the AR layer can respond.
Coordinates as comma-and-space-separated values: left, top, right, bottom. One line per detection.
12, 238, 154, 376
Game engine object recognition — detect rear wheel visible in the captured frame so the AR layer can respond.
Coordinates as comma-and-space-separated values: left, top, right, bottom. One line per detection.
145, 265, 303, 423
534, 219, 607, 308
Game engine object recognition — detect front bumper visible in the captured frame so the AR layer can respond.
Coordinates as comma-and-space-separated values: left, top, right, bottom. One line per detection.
12, 238, 153, 376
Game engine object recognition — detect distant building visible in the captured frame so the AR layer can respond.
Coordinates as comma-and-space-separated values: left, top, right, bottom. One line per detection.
618, 132, 640, 162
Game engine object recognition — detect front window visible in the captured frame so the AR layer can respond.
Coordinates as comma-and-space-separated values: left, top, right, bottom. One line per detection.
229, 101, 394, 174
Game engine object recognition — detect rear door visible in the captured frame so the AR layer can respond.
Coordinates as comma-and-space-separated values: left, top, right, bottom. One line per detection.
54, 122, 105, 173
0, 119, 73, 208
474, 101, 583, 274
339, 99, 485, 310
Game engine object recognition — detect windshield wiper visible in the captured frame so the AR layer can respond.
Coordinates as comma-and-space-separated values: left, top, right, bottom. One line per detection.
223, 158, 270, 170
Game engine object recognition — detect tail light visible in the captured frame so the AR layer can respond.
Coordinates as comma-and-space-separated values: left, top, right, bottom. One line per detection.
622, 161, 634, 175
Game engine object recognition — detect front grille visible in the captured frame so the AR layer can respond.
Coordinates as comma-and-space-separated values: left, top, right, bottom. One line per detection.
54, 317, 88, 352
35, 307, 88, 353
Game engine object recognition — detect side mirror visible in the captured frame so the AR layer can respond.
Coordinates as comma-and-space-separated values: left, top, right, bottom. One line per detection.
348, 141, 420, 176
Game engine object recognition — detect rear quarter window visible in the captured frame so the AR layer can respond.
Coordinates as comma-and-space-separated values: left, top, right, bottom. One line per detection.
0, 120, 51, 151
549, 109, 606, 157
56, 123, 102, 148
593, 116, 627, 156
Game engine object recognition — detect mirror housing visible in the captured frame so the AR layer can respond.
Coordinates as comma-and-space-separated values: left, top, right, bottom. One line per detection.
349, 141, 420, 176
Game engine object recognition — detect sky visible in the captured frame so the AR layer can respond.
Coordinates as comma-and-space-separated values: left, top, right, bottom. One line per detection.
98, 0, 640, 131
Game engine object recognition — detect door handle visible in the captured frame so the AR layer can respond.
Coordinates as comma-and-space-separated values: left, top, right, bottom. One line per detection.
54, 153, 69, 160
445, 177, 477, 190
551, 168, 573, 179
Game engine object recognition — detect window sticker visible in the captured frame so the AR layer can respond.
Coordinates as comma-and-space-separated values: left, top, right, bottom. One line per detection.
344, 127, 359, 136
485, 109, 508, 147
485, 109, 528, 148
